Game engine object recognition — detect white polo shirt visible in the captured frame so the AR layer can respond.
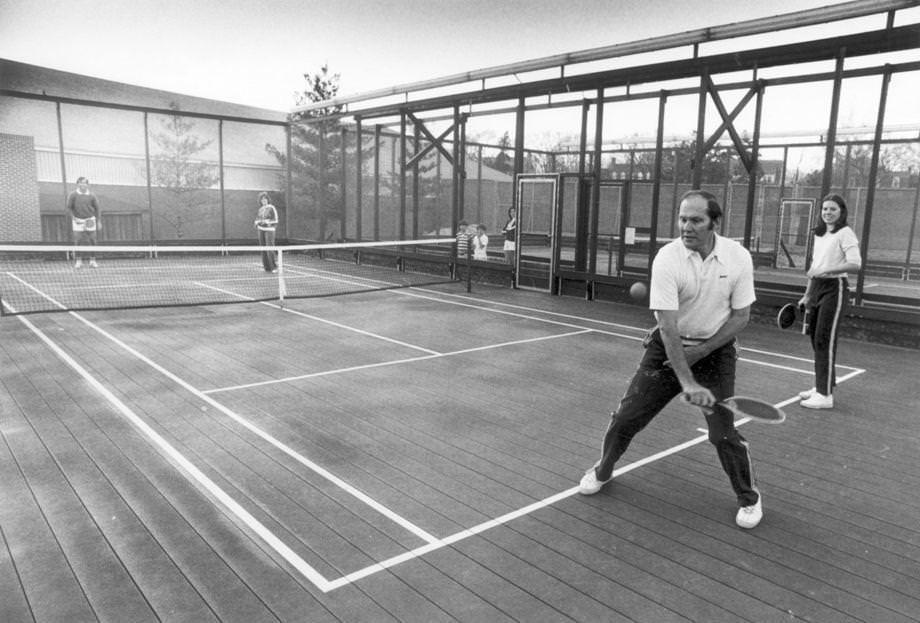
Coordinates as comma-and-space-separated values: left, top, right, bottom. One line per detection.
810, 226, 861, 278
649, 233, 756, 343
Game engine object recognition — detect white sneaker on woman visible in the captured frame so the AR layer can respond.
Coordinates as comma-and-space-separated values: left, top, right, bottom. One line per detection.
798, 387, 816, 399
800, 393, 834, 409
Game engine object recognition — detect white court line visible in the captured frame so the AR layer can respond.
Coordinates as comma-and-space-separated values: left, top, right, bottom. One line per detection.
193, 277, 865, 589
332, 368, 871, 591
325, 428, 721, 590
399, 285, 646, 332
374, 287, 861, 375
743, 358, 863, 376
200, 269, 855, 391
736, 358, 813, 375
387, 287, 641, 339
2, 291, 335, 592
196, 281, 441, 355
695, 367, 866, 433
6, 273, 442, 588
81, 308, 441, 544
399, 285, 870, 371
740, 345, 864, 373
206, 329, 592, 394
280, 263, 645, 343
258, 263, 863, 375
5, 270, 870, 592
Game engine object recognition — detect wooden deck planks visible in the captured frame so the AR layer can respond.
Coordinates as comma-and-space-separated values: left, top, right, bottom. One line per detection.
1, 319, 372, 622
606, 464, 919, 623
1, 287, 918, 622
0, 426, 99, 623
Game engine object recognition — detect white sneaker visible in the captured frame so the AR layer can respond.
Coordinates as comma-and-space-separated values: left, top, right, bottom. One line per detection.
800, 393, 833, 409
798, 387, 816, 399
578, 469, 612, 495
74, 258, 82, 268
736, 493, 763, 529
89, 259, 98, 268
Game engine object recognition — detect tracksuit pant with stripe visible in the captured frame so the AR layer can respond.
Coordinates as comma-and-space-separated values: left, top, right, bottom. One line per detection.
258, 229, 277, 272
593, 329, 759, 507
805, 276, 847, 396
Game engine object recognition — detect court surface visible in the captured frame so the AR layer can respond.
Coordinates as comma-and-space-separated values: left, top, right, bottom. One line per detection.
1, 278, 918, 622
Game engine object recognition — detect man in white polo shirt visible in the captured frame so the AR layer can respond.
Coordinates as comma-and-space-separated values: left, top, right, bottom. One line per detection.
578, 189, 763, 529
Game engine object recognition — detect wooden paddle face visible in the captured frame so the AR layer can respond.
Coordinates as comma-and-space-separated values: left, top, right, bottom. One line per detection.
776, 304, 797, 330
723, 397, 786, 423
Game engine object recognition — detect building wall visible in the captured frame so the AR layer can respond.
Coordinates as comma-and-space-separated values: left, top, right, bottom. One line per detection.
0, 133, 42, 241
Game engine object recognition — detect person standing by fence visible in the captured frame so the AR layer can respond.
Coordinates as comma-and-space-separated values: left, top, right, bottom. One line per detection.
456, 220, 471, 259
502, 207, 517, 265
255, 192, 279, 273
472, 224, 489, 261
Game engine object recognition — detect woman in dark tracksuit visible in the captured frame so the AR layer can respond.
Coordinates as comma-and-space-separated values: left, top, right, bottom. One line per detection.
797, 194, 861, 409
255, 192, 279, 273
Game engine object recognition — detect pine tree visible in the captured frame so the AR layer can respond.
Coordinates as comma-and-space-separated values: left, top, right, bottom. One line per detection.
266, 65, 345, 241
150, 103, 219, 238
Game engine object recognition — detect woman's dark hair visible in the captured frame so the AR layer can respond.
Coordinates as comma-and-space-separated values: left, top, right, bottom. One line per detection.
814, 193, 848, 235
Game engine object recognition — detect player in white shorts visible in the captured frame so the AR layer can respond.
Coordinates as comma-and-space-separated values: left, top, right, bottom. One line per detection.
67, 176, 101, 268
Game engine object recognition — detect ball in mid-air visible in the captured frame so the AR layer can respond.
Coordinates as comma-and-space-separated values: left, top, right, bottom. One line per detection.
629, 282, 648, 300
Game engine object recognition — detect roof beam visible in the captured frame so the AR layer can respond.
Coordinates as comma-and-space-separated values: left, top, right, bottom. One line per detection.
293, 0, 920, 114
311, 23, 920, 122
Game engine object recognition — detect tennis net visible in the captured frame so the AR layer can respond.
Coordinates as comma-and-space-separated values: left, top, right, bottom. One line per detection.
0, 238, 462, 316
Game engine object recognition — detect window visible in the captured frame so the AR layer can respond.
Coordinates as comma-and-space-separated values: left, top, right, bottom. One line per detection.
101, 213, 144, 241
41, 214, 69, 242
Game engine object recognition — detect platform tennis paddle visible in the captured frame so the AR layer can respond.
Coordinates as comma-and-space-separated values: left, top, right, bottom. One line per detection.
681, 394, 786, 423
776, 303, 798, 329
718, 396, 786, 423
777, 303, 809, 335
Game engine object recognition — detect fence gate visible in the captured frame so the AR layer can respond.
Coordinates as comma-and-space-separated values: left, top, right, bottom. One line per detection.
775, 198, 815, 269
514, 174, 560, 291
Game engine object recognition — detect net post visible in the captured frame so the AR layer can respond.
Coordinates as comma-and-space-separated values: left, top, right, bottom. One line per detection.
466, 236, 472, 293
277, 248, 285, 308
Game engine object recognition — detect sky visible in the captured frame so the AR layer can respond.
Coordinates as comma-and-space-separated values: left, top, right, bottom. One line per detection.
0, 0, 855, 112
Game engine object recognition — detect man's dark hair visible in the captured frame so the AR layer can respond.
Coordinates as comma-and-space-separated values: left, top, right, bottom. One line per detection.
679, 189, 722, 222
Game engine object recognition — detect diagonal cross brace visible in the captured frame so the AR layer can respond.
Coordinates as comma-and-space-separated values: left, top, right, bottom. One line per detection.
701, 75, 757, 173
404, 111, 467, 169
